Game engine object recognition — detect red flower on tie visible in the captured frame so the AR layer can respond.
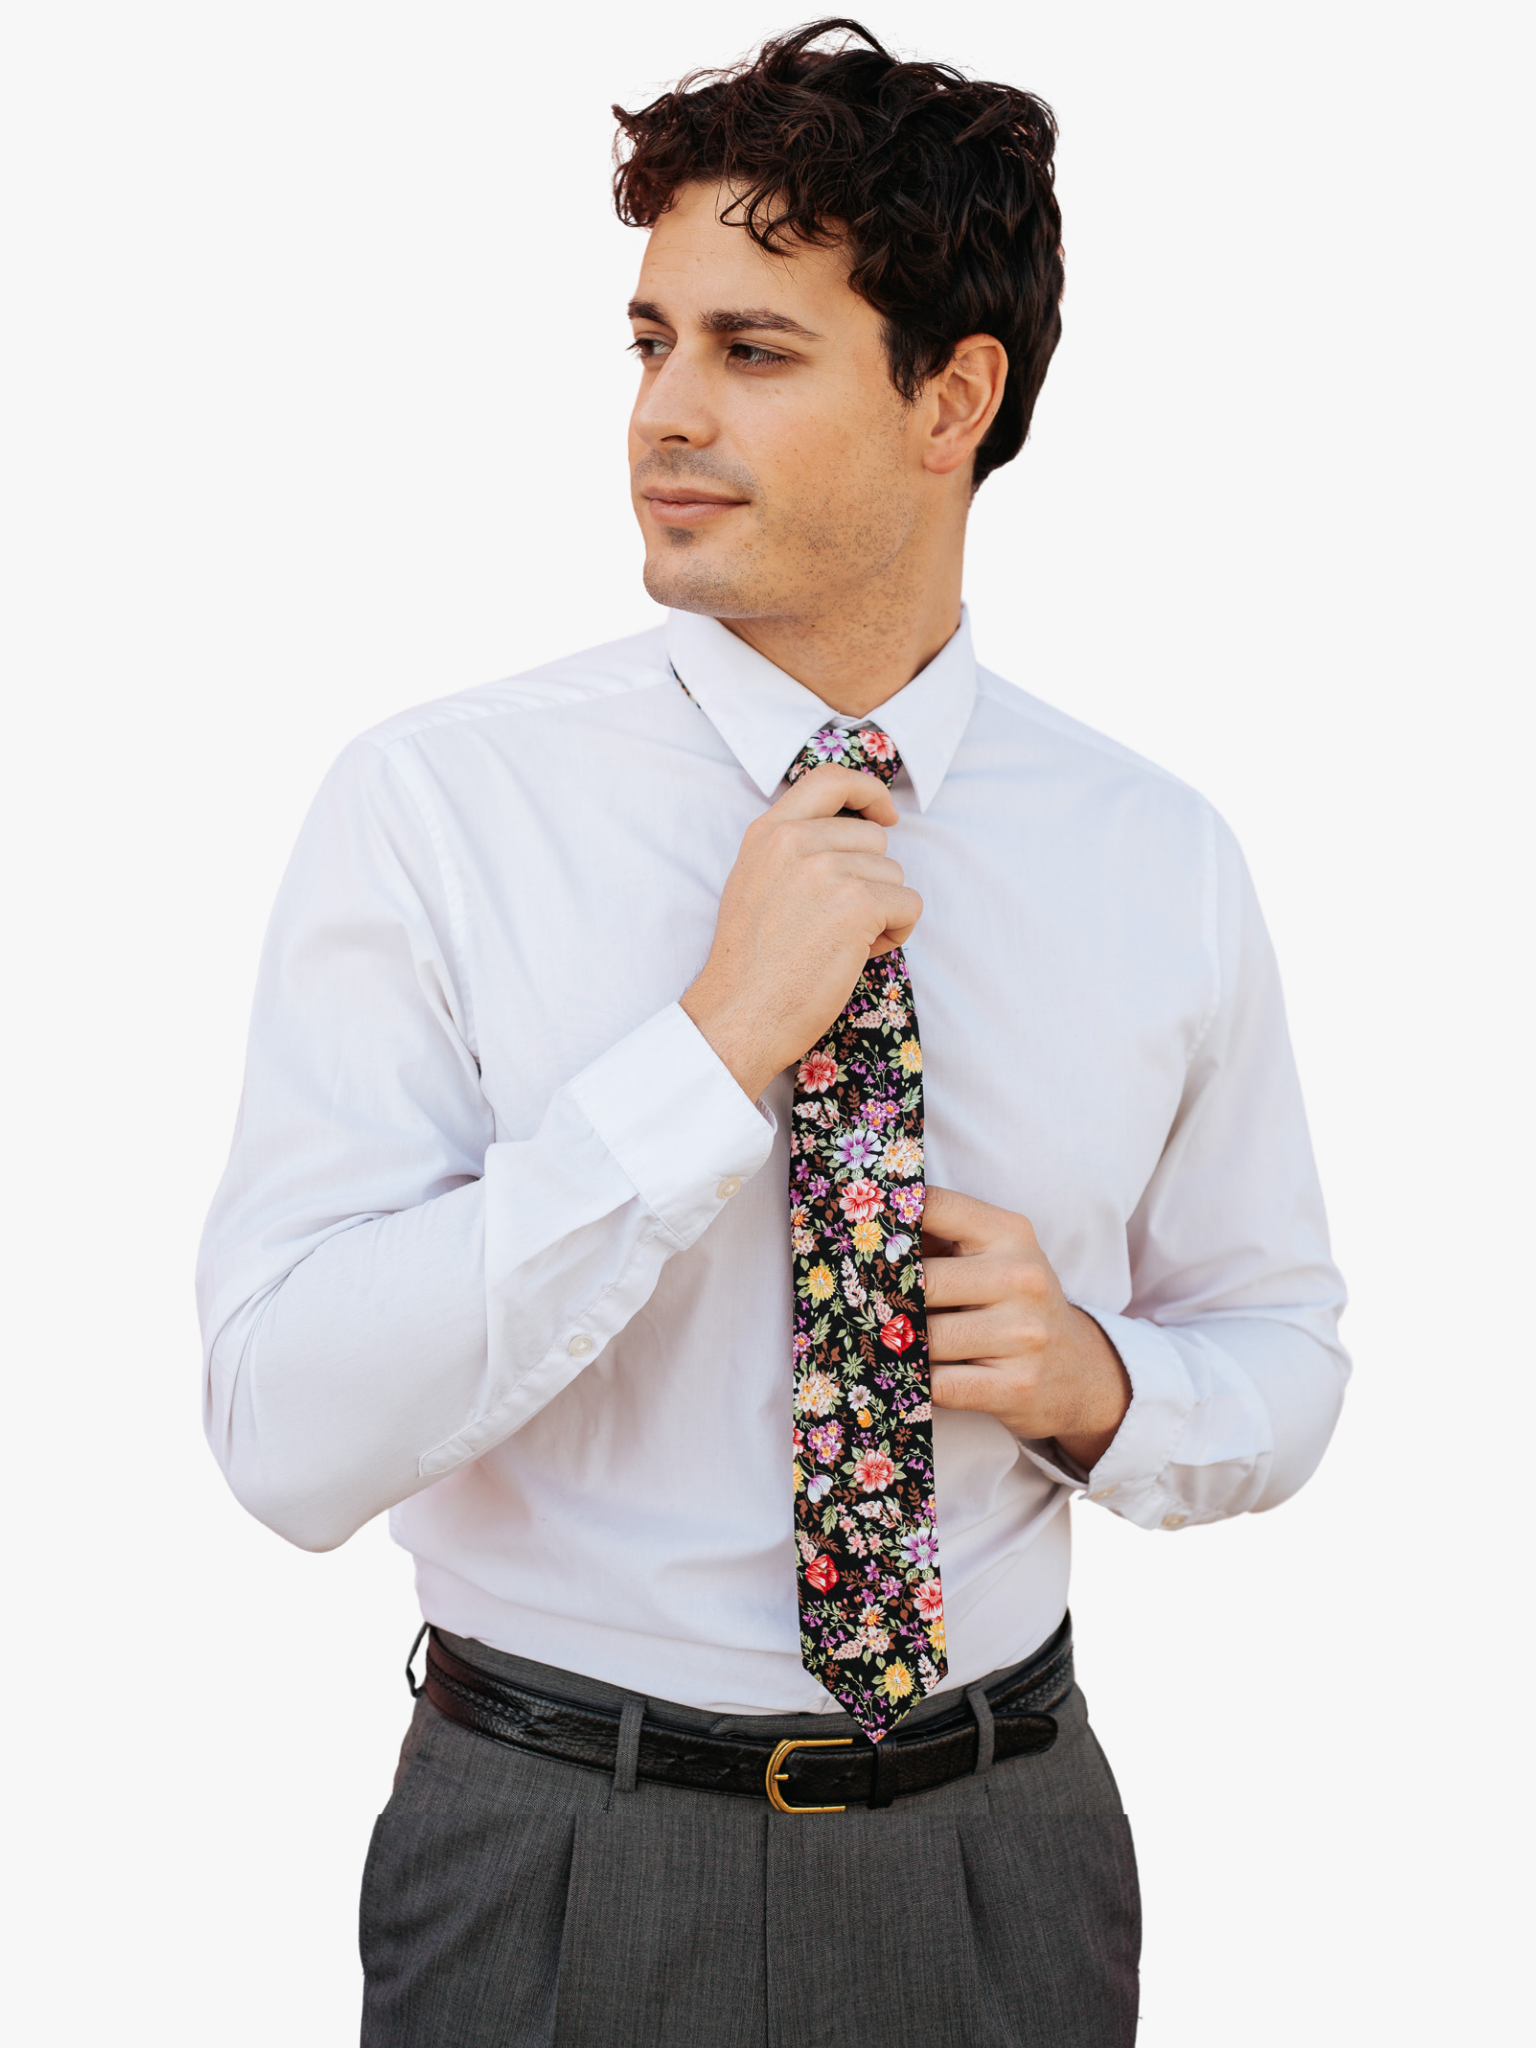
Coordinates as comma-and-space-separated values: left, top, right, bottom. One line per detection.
880, 1313, 916, 1353
805, 1555, 838, 1593
797, 1051, 838, 1092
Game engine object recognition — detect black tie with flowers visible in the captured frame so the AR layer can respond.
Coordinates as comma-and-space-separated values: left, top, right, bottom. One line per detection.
786, 724, 945, 1742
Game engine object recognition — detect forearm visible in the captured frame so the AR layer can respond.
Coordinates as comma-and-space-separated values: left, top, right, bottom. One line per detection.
207, 1179, 491, 1549
202, 1006, 775, 1551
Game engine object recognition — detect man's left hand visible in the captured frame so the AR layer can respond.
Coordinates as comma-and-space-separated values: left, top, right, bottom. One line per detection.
923, 1185, 1131, 1471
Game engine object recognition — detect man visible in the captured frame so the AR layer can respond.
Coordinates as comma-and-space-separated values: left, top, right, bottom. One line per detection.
199, 20, 1348, 2046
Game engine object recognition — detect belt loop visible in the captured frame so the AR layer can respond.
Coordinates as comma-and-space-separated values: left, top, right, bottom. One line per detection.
966, 1685, 995, 1775
612, 1698, 644, 1796
867, 1736, 899, 1810
406, 1622, 430, 1699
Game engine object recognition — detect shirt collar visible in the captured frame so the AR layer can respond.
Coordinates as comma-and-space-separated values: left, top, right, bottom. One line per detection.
665, 606, 977, 812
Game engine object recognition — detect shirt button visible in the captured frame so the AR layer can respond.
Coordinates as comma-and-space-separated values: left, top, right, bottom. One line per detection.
715, 1176, 742, 1200
1090, 1486, 1116, 1500
1161, 1512, 1187, 1529
567, 1333, 594, 1358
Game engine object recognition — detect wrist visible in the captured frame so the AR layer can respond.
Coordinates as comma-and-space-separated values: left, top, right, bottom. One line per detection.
680, 980, 781, 1104
1053, 1309, 1131, 1471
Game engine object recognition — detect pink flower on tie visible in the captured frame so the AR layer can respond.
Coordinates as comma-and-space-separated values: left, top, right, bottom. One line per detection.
860, 730, 897, 762
839, 1179, 884, 1221
915, 1579, 944, 1619
797, 1051, 838, 1093
853, 1451, 896, 1493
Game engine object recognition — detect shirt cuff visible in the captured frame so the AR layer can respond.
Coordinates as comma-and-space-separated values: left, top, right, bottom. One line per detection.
1018, 1310, 1198, 1528
564, 1002, 777, 1245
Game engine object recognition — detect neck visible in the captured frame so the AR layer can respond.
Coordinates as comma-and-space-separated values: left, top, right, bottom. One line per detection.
718, 550, 965, 718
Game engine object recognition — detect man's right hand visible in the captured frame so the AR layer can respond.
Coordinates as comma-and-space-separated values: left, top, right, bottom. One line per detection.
680, 762, 924, 1103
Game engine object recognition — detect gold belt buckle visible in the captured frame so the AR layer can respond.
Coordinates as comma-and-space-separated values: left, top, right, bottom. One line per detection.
765, 1736, 853, 1813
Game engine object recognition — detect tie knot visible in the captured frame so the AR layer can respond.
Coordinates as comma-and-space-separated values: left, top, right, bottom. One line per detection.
786, 723, 901, 790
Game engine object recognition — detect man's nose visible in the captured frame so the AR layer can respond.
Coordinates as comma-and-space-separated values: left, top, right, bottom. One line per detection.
631, 346, 718, 449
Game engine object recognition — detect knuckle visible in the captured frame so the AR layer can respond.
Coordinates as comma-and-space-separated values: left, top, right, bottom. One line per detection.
998, 1258, 1038, 1297
1011, 1308, 1049, 1352
1017, 1261, 1050, 1300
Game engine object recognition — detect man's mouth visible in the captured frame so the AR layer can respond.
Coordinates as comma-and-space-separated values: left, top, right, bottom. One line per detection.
641, 487, 750, 528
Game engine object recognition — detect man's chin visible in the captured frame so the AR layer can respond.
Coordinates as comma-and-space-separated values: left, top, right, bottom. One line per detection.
642, 546, 768, 621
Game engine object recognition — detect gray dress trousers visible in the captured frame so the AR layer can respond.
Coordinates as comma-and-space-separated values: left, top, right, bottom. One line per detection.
360, 1634, 1140, 2047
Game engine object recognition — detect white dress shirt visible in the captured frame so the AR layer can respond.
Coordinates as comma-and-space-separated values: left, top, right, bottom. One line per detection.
198, 607, 1348, 1716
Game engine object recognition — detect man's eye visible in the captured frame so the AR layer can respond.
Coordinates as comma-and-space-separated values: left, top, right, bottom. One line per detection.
730, 342, 789, 367
628, 336, 671, 360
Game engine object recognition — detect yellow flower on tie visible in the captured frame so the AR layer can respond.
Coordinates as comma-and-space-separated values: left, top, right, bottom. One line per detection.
805, 1263, 834, 1302
793, 1460, 805, 1494
927, 1618, 946, 1657
897, 1039, 922, 1074
851, 1219, 882, 1255
856, 1408, 873, 1428
879, 1661, 914, 1703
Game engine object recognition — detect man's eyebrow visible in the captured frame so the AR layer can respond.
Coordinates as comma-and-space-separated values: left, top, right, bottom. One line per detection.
627, 299, 822, 341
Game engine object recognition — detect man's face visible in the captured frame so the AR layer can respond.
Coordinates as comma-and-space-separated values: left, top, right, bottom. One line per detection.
627, 182, 925, 621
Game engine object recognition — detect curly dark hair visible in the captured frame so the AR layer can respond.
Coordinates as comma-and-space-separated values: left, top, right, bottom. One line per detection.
612, 18, 1064, 487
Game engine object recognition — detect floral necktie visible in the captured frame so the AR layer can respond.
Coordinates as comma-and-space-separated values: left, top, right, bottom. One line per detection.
787, 724, 945, 1742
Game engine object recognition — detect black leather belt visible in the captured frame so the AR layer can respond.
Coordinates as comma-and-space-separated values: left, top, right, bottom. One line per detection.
415, 1615, 1071, 1813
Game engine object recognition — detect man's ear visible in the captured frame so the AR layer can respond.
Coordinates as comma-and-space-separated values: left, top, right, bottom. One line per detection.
921, 335, 1008, 478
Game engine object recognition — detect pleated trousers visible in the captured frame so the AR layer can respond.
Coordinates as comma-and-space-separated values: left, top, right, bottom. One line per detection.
360, 1634, 1140, 2047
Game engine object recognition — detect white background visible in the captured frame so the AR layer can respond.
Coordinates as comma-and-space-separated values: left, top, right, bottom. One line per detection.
3, 2, 1531, 2041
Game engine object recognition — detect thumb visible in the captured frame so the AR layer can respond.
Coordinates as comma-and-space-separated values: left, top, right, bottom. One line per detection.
920, 1184, 1008, 1255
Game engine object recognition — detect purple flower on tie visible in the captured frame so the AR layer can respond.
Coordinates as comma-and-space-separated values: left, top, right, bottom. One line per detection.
834, 1126, 883, 1171
809, 727, 853, 762
884, 1233, 912, 1261
889, 1183, 925, 1227
901, 1524, 940, 1568
807, 1422, 843, 1463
